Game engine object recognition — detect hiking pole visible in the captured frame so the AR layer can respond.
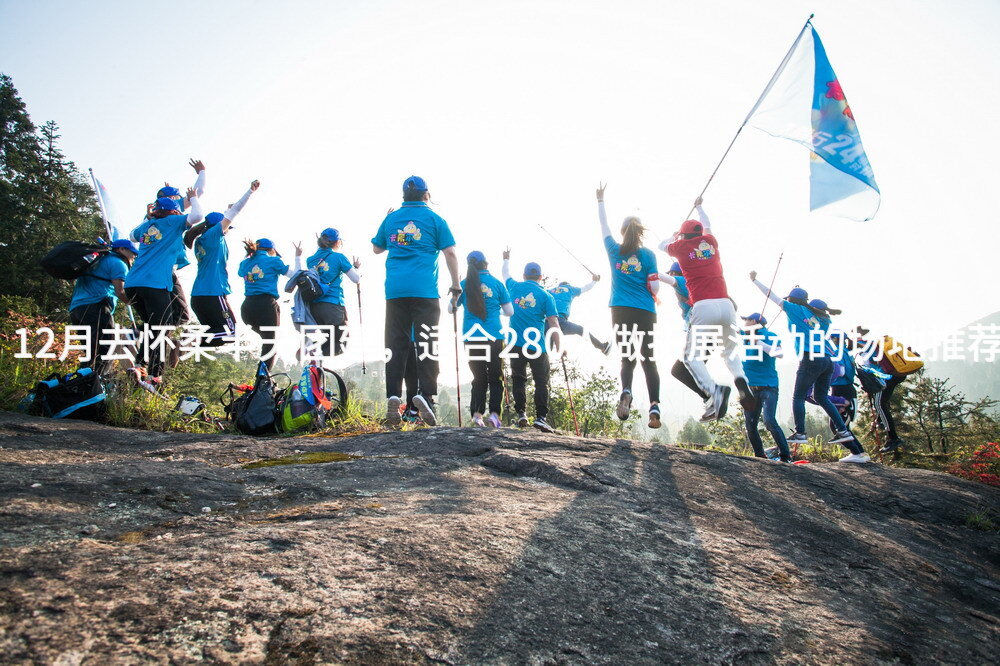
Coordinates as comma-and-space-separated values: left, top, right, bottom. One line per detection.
758, 252, 784, 320
355, 282, 366, 374
561, 356, 580, 436
451, 303, 463, 426
537, 224, 596, 275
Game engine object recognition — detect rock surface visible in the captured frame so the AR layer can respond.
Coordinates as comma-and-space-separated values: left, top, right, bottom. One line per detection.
0, 410, 998, 664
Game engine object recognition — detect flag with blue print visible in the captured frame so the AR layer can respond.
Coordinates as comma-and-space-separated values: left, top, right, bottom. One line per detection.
749, 24, 880, 221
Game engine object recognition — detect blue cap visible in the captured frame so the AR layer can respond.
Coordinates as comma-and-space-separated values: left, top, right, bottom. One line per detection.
467, 250, 486, 264
111, 239, 138, 253
256, 238, 275, 249
321, 227, 340, 242
742, 312, 767, 326
787, 287, 808, 301
669, 261, 681, 274
524, 262, 542, 278
204, 212, 225, 227
809, 298, 829, 311
157, 186, 181, 198
403, 175, 428, 193
156, 196, 181, 212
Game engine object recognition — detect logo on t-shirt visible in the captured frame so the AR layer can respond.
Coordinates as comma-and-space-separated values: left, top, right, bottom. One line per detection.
244, 264, 265, 283
316, 259, 330, 274
390, 221, 423, 246
514, 292, 537, 309
616, 255, 642, 274
688, 241, 716, 261
481, 284, 494, 298
141, 225, 163, 246
550, 285, 570, 294
194, 241, 207, 261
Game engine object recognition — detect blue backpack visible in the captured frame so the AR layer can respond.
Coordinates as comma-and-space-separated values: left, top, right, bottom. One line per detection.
29, 367, 107, 420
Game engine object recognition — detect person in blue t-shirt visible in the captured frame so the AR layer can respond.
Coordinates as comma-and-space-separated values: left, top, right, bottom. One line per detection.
548, 276, 611, 355
751, 273, 868, 463
596, 183, 662, 429
739, 313, 791, 463
449, 250, 512, 428
68, 239, 137, 376
238, 238, 302, 370
124, 190, 204, 383
307, 227, 361, 359
502, 251, 561, 433
827, 329, 858, 433
184, 179, 260, 347
372, 176, 461, 427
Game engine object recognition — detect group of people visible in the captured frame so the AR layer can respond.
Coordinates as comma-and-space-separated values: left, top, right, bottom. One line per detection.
66, 170, 910, 461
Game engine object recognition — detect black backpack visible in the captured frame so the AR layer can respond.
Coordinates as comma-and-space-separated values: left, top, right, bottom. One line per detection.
40, 241, 111, 280
292, 271, 324, 303
222, 362, 283, 435
30, 368, 107, 420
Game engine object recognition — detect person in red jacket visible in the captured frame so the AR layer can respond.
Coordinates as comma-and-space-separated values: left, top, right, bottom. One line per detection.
663, 197, 753, 422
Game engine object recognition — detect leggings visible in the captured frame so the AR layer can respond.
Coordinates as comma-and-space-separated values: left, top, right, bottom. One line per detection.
69, 299, 115, 376
872, 375, 905, 441
190, 295, 236, 347
611, 306, 659, 403
241, 294, 280, 369
311, 301, 348, 358
467, 339, 504, 416
509, 346, 550, 419
124, 286, 175, 378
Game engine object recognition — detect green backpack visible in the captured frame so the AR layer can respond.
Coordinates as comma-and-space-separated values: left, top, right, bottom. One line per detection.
277, 364, 349, 432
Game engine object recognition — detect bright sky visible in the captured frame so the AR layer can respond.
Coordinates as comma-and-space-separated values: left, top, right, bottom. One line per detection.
3, 0, 998, 425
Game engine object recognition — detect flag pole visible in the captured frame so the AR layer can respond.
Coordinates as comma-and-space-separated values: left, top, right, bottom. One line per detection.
682, 14, 814, 220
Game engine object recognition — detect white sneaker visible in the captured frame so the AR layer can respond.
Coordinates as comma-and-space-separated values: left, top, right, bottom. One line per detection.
839, 452, 871, 464
699, 395, 717, 422
386, 396, 402, 426
829, 429, 855, 444
616, 390, 632, 421
412, 395, 437, 426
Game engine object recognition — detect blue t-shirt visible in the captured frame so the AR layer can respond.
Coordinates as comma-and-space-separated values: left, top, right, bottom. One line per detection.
604, 236, 657, 313
238, 251, 289, 298
307, 248, 354, 305
69, 254, 128, 313
547, 284, 582, 319
371, 202, 456, 300
124, 214, 190, 290
457, 271, 511, 340
672, 275, 692, 323
742, 326, 780, 388
782, 301, 831, 358
191, 224, 230, 297
505, 278, 558, 352
830, 340, 856, 386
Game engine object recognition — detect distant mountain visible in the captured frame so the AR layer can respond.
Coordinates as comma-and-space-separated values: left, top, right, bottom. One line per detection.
924, 310, 1000, 401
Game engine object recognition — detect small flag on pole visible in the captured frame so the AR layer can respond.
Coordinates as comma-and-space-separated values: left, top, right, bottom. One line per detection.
89, 170, 126, 241
748, 23, 880, 221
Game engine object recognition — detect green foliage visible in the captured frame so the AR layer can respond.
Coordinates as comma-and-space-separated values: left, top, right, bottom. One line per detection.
0, 74, 104, 317
678, 417, 711, 446
904, 375, 999, 454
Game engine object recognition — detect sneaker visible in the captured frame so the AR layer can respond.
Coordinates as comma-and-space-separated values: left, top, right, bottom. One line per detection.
829, 429, 856, 445
517, 411, 529, 428
699, 394, 717, 422
472, 414, 486, 427
880, 438, 904, 454
734, 377, 756, 413
401, 409, 420, 424
787, 432, 808, 444
488, 413, 503, 428
533, 417, 555, 433
763, 446, 779, 458
700, 385, 730, 423
386, 396, 403, 426
601, 341, 613, 356
616, 390, 632, 421
839, 452, 871, 464
412, 395, 437, 426
648, 405, 661, 429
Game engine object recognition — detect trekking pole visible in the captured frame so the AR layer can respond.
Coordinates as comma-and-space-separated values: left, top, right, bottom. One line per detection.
758, 252, 784, 320
355, 282, 366, 374
561, 356, 580, 436
451, 305, 463, 426
537, 224, 596, 275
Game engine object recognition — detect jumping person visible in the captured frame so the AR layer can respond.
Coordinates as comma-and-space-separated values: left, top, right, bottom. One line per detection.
372, 176, 460, 427
595, 185, 661, 428
184, 179, 260, 347
307, 227, 361, 359
548, 276, 611, 354
663, 197, 753, 423
450, 251, 512, 427
124, 188, 204, 384
238, 239, 302, 370
749, 274, 870, 463
68, 239, 138, 376
855, 331, 914, 454
658, 260, 711, 404
740, 313, 791, 462
502, 250, 561, 432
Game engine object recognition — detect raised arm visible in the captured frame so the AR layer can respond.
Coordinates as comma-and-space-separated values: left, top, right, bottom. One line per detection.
185, 189, 204, 226
749, 271, 784, 308
502, 246, 512, 281
597, 183, 612, 239
580, 274, 600, 293
694, 196, 711, 232
222, 180, 259, 232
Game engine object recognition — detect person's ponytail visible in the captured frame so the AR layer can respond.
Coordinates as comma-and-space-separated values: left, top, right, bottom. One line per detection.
620, 216, 645, 256
465, 258, 487, 321
243, 239, 258, 258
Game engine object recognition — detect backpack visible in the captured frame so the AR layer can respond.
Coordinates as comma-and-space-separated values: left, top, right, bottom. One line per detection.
276, 364, 349, 432
855, 362, 889, 394
292, 272, 324, 303
222, 362, 282, 435
40, 241, 110, 280
879, 336, 924, 377
29, 367, 107, 420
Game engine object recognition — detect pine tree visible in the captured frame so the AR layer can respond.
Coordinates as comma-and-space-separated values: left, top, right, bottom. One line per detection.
0, 74, 103, 316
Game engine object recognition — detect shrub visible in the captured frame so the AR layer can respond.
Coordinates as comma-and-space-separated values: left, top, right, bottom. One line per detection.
947, 442, 1000, 487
